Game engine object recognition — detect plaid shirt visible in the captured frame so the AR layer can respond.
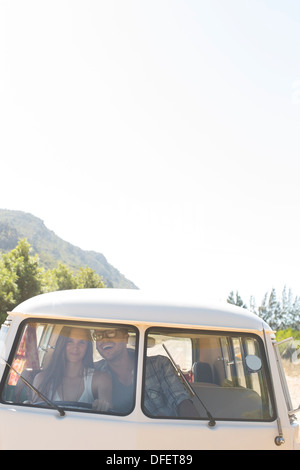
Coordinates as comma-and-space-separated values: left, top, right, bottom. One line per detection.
144, 355, 190, 416
95, 352, 190, 416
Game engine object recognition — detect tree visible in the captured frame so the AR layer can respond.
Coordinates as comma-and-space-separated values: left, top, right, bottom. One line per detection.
45, 263, 76, 291
227, 291, 247, 309
260, 287, 300, 330
263, 288, 282, 330
74, 267, 106, 289
43, 264, 106, 291
290, 296, 300, 330
0, 239, 106, 322
230, 286, 300, 330
0, 259, 18, 323
1, 239, 43, 305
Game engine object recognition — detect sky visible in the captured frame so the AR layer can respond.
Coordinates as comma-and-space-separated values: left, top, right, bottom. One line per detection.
0, 0, 300, 306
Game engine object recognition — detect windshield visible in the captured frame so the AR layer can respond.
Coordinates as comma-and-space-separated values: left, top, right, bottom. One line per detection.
143, 327, 275, 421
0, 320, 138, 415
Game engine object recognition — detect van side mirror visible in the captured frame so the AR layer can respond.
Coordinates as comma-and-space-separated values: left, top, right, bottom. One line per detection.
245, 355, 262, 372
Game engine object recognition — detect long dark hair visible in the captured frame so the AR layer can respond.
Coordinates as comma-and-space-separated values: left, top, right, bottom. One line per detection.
39, 326, 94, 399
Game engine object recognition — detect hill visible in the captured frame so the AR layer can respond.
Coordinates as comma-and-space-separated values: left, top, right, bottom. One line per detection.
0, 209, 137, 289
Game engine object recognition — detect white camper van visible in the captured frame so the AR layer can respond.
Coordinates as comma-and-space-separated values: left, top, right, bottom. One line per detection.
0, 288, 298, 450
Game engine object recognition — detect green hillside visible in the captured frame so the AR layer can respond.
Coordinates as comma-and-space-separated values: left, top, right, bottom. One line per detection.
0, 209, 137, 289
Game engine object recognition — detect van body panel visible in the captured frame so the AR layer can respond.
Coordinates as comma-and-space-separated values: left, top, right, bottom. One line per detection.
0, 404, 284, 450
11, 289, 271, 331
0, 289, 297, 450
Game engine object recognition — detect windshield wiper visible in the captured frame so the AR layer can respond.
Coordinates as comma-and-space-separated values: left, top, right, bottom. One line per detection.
162, 343, 216, 427
1, 357, 65, 417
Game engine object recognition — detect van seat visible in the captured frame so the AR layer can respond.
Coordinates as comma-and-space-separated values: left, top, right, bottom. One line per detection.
192, 362, 213, 384
191, 383, 263, 420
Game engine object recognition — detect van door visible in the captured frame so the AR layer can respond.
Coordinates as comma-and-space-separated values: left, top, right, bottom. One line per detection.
140, 327, 290, 450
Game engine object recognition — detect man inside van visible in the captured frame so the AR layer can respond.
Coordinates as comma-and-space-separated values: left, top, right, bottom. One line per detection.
93, 327, 198, 418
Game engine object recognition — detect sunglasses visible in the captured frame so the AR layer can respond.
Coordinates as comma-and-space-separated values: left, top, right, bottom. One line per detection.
92, 329, 122, 341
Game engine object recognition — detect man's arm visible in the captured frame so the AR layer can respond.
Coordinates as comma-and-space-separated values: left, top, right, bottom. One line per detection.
158, 355, 199, 417
178, 398, 200, 418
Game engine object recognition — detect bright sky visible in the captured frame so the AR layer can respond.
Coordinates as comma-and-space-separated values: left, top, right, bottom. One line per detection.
1, 0, 300, 306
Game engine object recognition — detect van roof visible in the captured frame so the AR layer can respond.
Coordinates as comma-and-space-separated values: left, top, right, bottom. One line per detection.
11, 288, 271, 332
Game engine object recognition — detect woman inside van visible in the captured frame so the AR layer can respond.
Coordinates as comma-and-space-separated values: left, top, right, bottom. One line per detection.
32, 326, 112, 412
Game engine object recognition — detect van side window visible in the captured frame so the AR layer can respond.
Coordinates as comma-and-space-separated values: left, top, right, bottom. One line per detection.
142, 328, 275, 421
0, 320, 138, 416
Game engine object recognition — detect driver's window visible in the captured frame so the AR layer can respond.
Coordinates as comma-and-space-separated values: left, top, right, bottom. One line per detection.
0, 320, 138, 416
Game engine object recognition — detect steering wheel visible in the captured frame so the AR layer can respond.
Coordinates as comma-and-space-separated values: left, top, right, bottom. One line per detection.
34, 400, 92, 409
33, 401, 117, 414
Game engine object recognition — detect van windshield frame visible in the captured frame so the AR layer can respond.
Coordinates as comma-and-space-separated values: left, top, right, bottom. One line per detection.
0, 318, 139, 417
142, 327, 276, 422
